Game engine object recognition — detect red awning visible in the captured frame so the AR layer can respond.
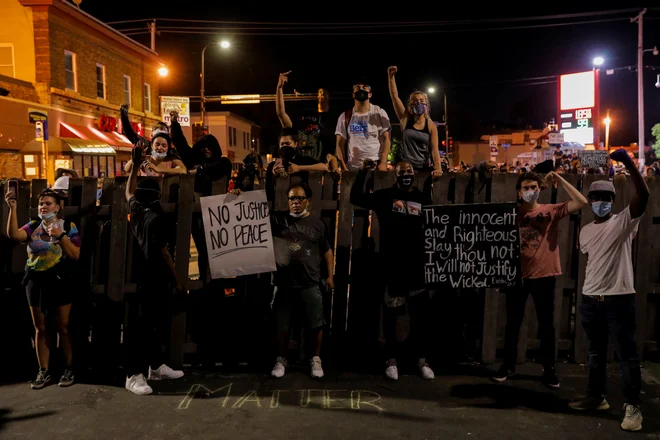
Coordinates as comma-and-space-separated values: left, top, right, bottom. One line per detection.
60, 122, 134, 152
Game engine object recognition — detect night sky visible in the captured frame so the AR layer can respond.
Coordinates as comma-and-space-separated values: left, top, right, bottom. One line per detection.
79, 2, 660, 152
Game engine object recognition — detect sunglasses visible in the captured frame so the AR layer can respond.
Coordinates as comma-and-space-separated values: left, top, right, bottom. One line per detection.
288, 196, 308, 202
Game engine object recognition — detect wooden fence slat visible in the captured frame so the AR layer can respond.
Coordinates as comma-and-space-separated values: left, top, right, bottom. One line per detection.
308, 172, 324, 220
106, 177, 129, 302
431, 176, 453, 205
30, 179, 47, 207
11, 181, 31, 274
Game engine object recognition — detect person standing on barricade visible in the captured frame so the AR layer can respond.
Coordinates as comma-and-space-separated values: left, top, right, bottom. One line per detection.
569, 149, 649, 432
350, 159, 436, 380
387, 66, 442, 178
5, 187, 80, 389
493, 171, 587, 387
123, 146, 185, 395
335, 80, 391, 172
268, 184, 334, 379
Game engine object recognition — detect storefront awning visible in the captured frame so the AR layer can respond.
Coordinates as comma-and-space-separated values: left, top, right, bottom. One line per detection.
60, 122, 134, 152
21, 137, 116, 155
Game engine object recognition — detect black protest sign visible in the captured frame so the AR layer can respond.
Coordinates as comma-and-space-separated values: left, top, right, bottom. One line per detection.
578, 150, 608, 169
423, 203, 522, 289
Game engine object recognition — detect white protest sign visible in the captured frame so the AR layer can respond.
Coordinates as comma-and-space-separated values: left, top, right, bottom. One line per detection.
161, 96, 191, 126
200, 190, 276, 278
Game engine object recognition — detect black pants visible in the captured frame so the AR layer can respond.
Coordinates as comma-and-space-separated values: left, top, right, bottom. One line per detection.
124, 286, 170, 377
502, 277, 556, 369
384, 292, 432, 362
580, 295, 641, 405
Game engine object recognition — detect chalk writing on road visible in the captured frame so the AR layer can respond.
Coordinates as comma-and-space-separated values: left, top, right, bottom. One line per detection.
177, 384, 384, 412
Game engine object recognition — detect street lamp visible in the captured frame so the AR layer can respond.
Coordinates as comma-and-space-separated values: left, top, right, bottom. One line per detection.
428, 85, 449, 152
427, 87, 436, 94
604, 115, 611, 150
158, 66, 169, 77
200, 40, 231, 124
593, 56, 605, 67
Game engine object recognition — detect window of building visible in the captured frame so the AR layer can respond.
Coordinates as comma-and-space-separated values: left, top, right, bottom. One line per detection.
143, 83, 151, 112
232, 127, 237, 147
64, 50, 77, 91
123, 74, 131, 106
96, 63, 106, 99
0, 44, 15, 78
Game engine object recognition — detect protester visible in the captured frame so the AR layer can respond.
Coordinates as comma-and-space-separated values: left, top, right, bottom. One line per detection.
275, 72, 339, 172
335, 80, 391, 171
51, 175, 70, 198
493, 171, 587, 387
387, 66, 442, 177
350, 159, 435, 380
120, 103, 169, 152
5, 188, 80, 389
124, 146, 184, 395
569, 149, 649, 432
269, 184, 334, 379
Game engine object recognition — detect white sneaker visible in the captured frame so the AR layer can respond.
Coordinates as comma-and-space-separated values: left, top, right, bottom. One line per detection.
148, 364, 184, 381
621, 403, 643, 432
271, 357, 287, 378
385, 360, 399, 381
310, 356, 324, 379
125, 374, 153, 396
418, 359, 435, 380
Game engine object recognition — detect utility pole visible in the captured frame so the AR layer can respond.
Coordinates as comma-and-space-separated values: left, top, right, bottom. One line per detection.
444, 92, 449, 154
149, 20, 156, 51
632, 9, 646, 169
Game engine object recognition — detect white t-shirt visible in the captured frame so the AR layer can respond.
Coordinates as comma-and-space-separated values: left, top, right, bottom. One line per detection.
335, 104, 391, 171
580, 207, 641, 296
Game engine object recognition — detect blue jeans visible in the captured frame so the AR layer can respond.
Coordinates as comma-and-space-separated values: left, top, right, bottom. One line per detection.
579, 295, 641, 405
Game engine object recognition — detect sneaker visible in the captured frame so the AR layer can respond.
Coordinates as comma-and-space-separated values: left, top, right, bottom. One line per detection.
271, 357, 287, 378
148, 364, 184, 381
125, 374, 153, 395
492, 365, 515, 383
31, 369, 51, 390
542, 367, 560, 389
385, 360, 399, 381
568, 396, 610, 411
58, 368, 75, 387
310, 356, 324, 379
621, 403, 642, 432
418, 359, 435, 380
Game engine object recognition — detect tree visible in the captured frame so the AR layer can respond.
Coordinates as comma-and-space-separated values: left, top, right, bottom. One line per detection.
653, 123, 660, 158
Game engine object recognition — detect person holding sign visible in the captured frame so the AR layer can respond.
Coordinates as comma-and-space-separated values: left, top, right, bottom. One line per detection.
123, 146, 185, 396
569, 149, 649, 432
493, 171, 587, 387
350, 160, 435, 381
270, 184, 334, 379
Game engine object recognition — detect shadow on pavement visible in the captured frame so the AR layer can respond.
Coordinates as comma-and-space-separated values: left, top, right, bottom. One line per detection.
0, 408, 57, 433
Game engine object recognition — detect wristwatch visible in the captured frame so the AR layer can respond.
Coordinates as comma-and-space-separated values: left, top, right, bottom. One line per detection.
57, 232, 67, 241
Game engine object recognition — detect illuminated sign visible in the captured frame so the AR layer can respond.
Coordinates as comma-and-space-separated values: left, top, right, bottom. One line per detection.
559, 71, 597, 145
98, 115, 143, 136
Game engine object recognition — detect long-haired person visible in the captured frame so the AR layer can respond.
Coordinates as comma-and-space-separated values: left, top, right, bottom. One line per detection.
5, 187, 80, 389
387, 66, 442, 178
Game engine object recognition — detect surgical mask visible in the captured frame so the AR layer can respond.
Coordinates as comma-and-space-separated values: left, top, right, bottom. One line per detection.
354, 90, 369, 102
397, 175, 413, 189
39, 211, 57, 221
152, 150, 167, 160
522, 190, 539, 204
290, 209, 308, 218
591, 201, 612, 218
411, 103, 427, 116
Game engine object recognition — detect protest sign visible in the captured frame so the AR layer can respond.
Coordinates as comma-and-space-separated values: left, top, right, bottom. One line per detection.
423, 202, 522, 289
578, 150, 608, 169
200, 190, 276, 278
161, 96, 191, 126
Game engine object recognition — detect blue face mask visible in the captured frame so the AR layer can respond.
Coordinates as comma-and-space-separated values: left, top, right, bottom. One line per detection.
591, 201, 612, 218
411, 103, 427, 116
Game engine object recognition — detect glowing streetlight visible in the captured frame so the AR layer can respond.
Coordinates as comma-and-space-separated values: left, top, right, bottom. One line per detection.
427, 87, 436, 94
593, 56, 604, 67
604, 114, 611, 150
220, 40, 231, 49
201, 40, 232, 123
158, 66, 169, 77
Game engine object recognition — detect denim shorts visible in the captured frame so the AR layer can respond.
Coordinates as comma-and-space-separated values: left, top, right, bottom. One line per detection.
272, 285, 326, 331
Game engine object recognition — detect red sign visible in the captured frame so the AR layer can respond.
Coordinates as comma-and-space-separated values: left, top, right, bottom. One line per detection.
98, 115, 143, 136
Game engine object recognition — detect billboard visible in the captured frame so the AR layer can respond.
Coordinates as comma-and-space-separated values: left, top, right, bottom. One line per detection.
558, 71, 598, 146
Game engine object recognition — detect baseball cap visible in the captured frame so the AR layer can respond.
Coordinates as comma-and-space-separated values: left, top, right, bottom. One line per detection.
588, 180, 615, 195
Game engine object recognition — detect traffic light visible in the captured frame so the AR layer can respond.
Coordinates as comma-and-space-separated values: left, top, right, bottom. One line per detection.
192, 121, 208, 144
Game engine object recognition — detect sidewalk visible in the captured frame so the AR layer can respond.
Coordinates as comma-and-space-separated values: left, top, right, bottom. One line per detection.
1, 363, 659, 440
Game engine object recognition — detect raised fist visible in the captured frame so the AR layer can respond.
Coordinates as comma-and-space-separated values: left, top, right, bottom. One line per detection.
120, 103, 129, 115
388, 66, 398, 77
169, 110, 179, 121
131, 146, 143, 164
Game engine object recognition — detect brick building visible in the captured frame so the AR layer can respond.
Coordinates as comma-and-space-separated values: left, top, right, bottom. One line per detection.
0, 0, 164, 181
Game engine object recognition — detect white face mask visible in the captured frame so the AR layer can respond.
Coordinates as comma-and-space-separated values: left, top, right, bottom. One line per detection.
38, 211, 57, 221
152, 150, 167, 160
290, 209, 308, 218
522, 190, 540, 204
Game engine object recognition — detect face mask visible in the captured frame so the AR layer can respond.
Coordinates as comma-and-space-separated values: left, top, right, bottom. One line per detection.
522, 190, 539, 204
397, 175, 413, 189
290, 209, 308, 218
591, 201, 612, 218
152, 150, 167, 160
411, 103, 427, 116
39, 211, 57, 221
354, 90, 369, 102
280, 146, 296, 161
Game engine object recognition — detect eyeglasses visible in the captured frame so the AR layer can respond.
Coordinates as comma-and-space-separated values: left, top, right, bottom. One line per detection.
288, 196, 308, 202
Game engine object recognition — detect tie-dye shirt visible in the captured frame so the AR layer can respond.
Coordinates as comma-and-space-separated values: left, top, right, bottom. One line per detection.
20, 219, 81, 271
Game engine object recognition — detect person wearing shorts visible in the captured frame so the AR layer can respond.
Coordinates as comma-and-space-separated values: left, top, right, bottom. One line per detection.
269, 184, 334, 379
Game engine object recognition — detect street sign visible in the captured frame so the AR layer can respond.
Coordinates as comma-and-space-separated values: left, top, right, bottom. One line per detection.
28, 109, 48, 124
549, 132, 565, 144
35, 121, 44, 141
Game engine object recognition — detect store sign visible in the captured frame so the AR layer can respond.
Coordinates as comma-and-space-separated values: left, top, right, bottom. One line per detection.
28, 109, 48, 124
161, 96, 190, 126
98, 115, 143, 136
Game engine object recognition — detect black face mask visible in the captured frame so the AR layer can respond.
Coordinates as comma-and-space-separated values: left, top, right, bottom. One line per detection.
280, 146, 296, 161
354, 90, 369, 102
397, 175, 413, 189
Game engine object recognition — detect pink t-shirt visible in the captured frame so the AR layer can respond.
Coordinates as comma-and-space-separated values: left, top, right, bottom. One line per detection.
519, 202, 569, 279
